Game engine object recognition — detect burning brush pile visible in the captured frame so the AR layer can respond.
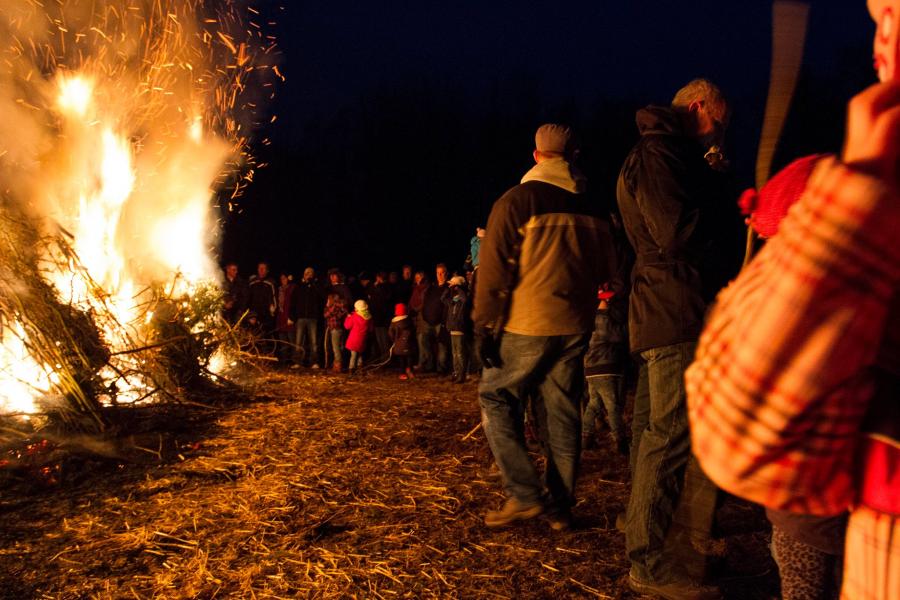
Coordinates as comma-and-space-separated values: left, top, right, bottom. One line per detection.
0, 1, 276, 437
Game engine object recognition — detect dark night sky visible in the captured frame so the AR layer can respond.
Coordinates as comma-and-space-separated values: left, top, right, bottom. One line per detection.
222, 0, 874, 277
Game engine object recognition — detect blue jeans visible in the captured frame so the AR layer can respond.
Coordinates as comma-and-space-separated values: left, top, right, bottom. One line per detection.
328, 328, 345, 366
582, 375, 624, 440
625, 341, 697, 584
294, 318, 319, 365
450, 333, 468, 378
479, 332, 589, 509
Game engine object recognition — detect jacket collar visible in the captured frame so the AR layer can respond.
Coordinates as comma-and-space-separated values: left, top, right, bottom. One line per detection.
520, 157, 586, 194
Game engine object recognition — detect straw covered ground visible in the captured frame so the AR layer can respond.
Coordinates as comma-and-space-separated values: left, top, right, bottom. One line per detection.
0, 369, 777, 599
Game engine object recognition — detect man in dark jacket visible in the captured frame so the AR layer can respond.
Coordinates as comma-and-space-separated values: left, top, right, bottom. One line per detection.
248, 261, 277, 353
474, 124, 613, 531
418, 263, 450, 373
616, 79, 728, 599
367, 272, 394, 360
222, 262, 249, 324
293, 267, 323, 368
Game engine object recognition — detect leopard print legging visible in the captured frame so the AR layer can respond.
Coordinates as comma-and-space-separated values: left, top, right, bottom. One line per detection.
771, 525, 843, 600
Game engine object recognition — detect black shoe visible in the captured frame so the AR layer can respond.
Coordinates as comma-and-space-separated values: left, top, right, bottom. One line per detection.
485, 498, 543, 528
627, 575, 722, 600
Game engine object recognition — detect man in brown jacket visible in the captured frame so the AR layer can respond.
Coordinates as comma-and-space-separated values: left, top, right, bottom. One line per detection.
474, 124, 613, 530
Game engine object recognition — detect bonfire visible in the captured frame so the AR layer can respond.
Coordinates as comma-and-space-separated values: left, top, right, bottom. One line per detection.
0, 0, 277, 438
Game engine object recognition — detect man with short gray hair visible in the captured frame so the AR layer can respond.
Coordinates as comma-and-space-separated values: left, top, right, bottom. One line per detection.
616, 80, 729, 599
474, 123, 614, 531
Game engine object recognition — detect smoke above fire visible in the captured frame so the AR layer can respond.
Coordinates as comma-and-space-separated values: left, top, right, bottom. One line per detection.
0, 1, 277, 415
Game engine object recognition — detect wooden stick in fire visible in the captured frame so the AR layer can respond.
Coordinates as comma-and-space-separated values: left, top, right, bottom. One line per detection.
744, 0, 811, 268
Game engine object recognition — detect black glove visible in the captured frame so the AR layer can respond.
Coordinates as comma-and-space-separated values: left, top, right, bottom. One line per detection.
475, 327, 502, 369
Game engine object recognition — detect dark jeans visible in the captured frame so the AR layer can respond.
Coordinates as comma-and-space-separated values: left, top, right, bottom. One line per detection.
416, 322, 449, 372
294, 318, 319, 365
373, 326, 390, 360
479, 332, 589, 509
275, 329, 295, 363
626, 341, 697, 584
583, 375, 624, 440
450, 333, 468, 378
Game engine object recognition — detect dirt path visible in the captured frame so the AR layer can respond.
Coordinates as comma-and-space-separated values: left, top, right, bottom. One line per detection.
0, 370, 773, 599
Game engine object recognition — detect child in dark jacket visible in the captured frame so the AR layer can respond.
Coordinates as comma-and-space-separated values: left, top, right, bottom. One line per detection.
582, 285, 628, 454
442, 275, 471, 383
389, 303, 414, 380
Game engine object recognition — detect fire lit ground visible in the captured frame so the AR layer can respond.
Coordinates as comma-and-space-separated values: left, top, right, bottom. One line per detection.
0, 370, 778, 599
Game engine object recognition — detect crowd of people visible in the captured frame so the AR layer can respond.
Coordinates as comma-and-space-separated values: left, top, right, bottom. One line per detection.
221, 258, 484, 382
214, 3, 900, 598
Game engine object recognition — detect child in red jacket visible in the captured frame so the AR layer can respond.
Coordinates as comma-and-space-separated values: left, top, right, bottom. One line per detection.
344, 299, 372, 373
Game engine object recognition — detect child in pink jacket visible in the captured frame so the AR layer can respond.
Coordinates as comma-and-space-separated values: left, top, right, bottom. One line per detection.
344, 299, 372, 372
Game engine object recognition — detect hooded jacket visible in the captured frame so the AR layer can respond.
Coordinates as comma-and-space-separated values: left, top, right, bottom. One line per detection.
583, 296, 628, 375
388, 315, 413, 356
344, 311, 371, 353
473, 157, 614, 336
616, 106, 722, 353
442, 284, 471, 333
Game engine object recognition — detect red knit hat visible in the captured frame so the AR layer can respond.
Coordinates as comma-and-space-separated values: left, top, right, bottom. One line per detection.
738, 154, 827, 238
394, 303, 407, 317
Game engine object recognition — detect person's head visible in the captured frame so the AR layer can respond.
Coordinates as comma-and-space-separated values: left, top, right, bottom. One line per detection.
303, 267, 315, 282
435, 263, 448, 285
280, 273, 290, 286
328, 268, 342, 285
375, 271, 387, 284
256, 262, 269, 279
533, 123, 579, 163
388, 271, 399, 284
225, 263, 238, 280
402, 265, 412, 280
671, 79, 729, 146
870, 0, 900, 81
394, 303, 407, 317
449, 275, 466, 288
414, 270, 426, 284
354, 299, 369, 313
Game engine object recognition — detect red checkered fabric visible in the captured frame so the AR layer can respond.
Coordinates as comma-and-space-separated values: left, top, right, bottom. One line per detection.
687, 157, 900, 599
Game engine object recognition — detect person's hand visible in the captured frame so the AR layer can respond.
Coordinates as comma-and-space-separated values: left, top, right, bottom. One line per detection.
843, 81, 900, 187
475, 327, 502, 369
